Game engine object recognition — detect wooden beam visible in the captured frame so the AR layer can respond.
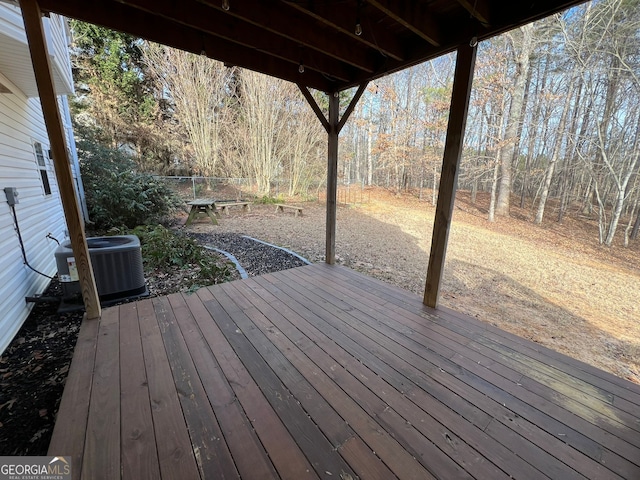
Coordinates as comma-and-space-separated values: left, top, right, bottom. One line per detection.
455, 0, 492, 26
20, 0, 101, 319
283, 0, 405, 61
368, 0, 443, 46
337, 82, 368, 133
325, 93, 339, 265
37, 0, 336, 92
197, 0, 378, 73
297, 84, 330, 133
424, 42, 477, 308
119, 0, 354, 82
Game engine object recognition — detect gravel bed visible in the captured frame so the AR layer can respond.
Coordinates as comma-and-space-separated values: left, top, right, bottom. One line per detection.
187, 232, 309, 276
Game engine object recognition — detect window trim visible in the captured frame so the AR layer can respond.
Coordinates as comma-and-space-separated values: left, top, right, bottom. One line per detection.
34, 141, 52, 196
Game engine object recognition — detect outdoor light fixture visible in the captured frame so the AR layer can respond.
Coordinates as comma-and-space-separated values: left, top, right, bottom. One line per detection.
222, 0, 230, 11
355, 0, 362, 36
299, 62, 305, 73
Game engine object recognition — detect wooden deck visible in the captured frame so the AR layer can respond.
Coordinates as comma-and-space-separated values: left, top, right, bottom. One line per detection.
48, 263, 640, 479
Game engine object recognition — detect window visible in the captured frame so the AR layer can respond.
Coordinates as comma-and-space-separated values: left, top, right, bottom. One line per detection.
34, 142, 51, 195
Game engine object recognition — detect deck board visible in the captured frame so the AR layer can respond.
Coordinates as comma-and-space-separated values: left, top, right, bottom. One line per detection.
49, 263, 640, 479
169, 293, 279, 480
47, 312, 99, 476
193, 288, 318, 480
137, 298, 201, 480
119, 302, 160, 480
82, 306, 120, 480
154, 295, 239, 479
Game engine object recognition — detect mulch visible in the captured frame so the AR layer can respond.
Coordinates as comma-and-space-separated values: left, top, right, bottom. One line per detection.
0, 279, 83, 455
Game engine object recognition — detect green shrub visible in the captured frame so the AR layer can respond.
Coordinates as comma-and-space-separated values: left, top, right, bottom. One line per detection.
256, 195, 279, 204
78, 134, 182, 230
131, 225, 232, 287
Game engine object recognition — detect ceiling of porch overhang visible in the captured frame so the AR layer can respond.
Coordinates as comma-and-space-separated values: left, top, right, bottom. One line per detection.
36, 0, 586, 93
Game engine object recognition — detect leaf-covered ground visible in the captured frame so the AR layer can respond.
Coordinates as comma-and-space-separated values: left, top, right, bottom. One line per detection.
0, 280, 83, 455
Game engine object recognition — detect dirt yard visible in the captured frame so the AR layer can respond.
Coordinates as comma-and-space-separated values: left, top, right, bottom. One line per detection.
186, 188, 640, 383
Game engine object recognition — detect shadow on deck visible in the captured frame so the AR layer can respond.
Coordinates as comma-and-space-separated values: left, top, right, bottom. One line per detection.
48, 263, 640, 479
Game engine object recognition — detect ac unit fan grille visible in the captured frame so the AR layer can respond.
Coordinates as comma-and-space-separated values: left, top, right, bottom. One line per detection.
55, 235, 147, 302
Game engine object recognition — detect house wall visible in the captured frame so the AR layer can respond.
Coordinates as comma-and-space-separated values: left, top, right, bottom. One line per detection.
43, 13, 74, 90
0, 7, 78, 354
0, 3, 74, 96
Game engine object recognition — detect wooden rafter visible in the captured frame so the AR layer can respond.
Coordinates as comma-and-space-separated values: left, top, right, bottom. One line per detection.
37, 0, 335, 92
197, 0, 378, 73
37, 0, 587, 93
283, 0, 405, 62
119, 0, 354, 82
455, 0, 493, 26
368, 0, 443, 46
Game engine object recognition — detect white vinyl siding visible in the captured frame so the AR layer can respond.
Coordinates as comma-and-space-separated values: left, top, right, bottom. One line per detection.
0, 71, 68, 356
0, 4, 74, 97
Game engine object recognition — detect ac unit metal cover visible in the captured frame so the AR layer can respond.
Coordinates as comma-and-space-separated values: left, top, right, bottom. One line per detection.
55, 235, 147, 302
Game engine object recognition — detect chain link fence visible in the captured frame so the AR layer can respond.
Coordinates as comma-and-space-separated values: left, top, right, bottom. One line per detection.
155, 176, 252, 201
156, 176, 368, 205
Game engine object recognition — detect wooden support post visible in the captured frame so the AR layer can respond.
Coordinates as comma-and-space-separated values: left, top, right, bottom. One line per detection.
297, 83, 367, 265
326, 92, 339, 264
20, 0, 101, 319
337, 83, 368, 132
297, 83, 330, 132
424, 43, 477, 308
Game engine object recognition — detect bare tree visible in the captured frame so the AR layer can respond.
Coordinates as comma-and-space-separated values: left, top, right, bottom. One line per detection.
566, 0, 640, 245
235, 70, 294, 196
535, 80, 574, 224
282, 95, 325, 196
495, 24, 536, 217
144, 44, 232, 177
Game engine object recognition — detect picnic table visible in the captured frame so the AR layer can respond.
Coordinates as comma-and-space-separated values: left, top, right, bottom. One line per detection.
185, 199, 220, 226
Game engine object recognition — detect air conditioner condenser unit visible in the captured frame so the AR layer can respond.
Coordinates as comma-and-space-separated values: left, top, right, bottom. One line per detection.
55, 235, 147, 303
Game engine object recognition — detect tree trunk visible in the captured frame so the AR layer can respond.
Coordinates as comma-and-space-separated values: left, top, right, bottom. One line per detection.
521, 53, 550, 209
367, 113, 374, 186
471, 178, 477, 204
496, 24, 535, 217
558, 80, 584, 223
581, 178, 593, 215
355, 134, 361, 184
432, 162, 438, 206
488, 155, 500, 222
535, 81, 574, 224
624, 200, 638, 247
604, 151, 639, 247
631, 207, 640, 240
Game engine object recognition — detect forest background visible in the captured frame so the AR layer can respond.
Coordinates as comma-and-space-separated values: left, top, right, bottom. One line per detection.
71, 0, 639, 249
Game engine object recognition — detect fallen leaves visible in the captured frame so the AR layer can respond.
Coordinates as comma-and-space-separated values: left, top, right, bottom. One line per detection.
0, 279, 83, 455
0, 398, 17, 411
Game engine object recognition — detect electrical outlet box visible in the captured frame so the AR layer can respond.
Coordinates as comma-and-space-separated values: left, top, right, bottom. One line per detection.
4, 187, 18, 206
